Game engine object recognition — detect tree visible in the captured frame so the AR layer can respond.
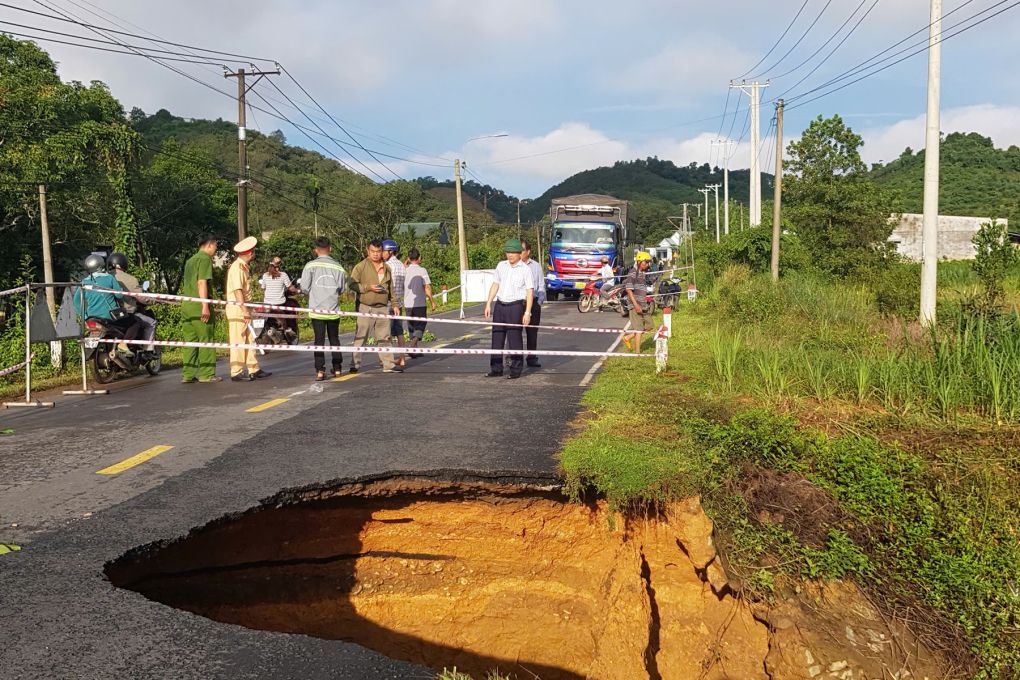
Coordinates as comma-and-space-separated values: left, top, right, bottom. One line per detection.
970, 221, 1019, 314
784, 115, 893, 276
0, 35, 137, 285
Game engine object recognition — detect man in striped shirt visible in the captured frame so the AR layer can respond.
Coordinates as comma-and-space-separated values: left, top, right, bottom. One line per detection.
383, 239, 407, 367
484, 239, 534, 379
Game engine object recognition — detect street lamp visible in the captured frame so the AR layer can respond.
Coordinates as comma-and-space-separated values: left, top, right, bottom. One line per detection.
455, 133, 508, 278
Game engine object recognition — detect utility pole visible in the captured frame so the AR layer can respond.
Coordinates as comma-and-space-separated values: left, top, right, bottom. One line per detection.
708, 184, 721, 243
919, 0, 942, 326
454, 158, 468, 276
711, 139, 734, 235
731, 80, 770, 227
39, 184, 61, 368
224, 66, 279, 242
698, 188, 710, 231
681, 203, 691, 232
771, 99, 785, 282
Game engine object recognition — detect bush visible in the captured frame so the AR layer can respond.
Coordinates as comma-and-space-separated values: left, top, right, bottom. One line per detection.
713, 265, 783, 323
868, 262, 920, 317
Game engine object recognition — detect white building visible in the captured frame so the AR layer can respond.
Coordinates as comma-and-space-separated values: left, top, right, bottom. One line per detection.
888, 213, 1008, 261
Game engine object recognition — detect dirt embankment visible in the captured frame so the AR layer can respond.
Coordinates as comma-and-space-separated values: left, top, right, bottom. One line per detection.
106, 474, 949, 679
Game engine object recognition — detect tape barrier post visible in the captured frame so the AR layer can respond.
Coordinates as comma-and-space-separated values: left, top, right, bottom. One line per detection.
441, 285, 448, 305
62, 286, 108, 396
655, 324, 669, 374
4, 286, 54, 408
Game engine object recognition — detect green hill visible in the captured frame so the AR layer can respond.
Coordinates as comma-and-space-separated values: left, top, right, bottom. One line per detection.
870, 132, 1020, 224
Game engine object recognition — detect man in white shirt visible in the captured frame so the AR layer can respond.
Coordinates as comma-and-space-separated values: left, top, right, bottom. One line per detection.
521, 239, 546, 368
484, 239, 534, 379
598, 255, 616, 300
403, 248, 436, 358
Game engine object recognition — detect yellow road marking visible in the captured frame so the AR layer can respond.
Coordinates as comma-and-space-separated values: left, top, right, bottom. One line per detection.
97, 445, 174, 475
246, 398, 290, 413
332, 373, 358, 382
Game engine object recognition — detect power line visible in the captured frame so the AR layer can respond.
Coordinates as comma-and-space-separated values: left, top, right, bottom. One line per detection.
0, 1, 276, 62
751, 0, 835, 79
0, 28, 230, 64
775, 0, 883, 100
785, 0, 1020, 110
276, 63, 404, 181
737, 0, 813, 79
769, 0, 871, 80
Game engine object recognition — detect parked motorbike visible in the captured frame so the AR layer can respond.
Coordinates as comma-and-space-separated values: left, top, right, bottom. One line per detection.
83, 312, 161, 384
252, 312, 297, 346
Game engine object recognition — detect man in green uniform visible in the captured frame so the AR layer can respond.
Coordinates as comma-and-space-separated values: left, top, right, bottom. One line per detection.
180, 234, 221, 383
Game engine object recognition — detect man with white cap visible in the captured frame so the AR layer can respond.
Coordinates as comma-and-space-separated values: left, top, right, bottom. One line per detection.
225, 236, 271, 382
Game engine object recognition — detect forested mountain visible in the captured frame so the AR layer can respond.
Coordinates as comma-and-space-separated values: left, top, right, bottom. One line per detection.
870, 132, 1020, 224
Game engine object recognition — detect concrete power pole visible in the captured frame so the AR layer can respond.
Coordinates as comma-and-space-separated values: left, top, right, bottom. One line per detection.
919, 0, 942, 326
708, 184, 721, 243
711, 139, 734, 235
698, 188, 710, 231
771, 99, 785, 282
39, 184, 61, 368
454, 158, 468, 276
731, 80, 770, 227
224, 67, 279, 242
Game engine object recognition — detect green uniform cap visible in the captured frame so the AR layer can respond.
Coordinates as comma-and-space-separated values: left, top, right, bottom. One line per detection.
503, 238, 523, 253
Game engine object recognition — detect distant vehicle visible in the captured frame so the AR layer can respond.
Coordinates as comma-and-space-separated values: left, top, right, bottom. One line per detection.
544, 194, 631, 301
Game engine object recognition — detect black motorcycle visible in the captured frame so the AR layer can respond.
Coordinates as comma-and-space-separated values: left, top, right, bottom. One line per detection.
83, 311, 161, 384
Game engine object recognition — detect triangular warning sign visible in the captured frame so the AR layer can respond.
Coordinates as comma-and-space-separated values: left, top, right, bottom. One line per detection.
28, 290, 59, 343
53, 287, 83, 340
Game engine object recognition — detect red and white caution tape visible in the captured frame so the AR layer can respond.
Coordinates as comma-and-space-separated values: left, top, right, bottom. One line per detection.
0, 353, 34, 378
115, 338, 655, 359
82, 285, 645, 335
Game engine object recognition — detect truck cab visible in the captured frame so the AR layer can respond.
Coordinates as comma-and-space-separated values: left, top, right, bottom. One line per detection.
544, 196, 630, 300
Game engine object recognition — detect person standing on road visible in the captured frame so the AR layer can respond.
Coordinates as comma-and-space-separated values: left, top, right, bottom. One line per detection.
520, 239, 545, 369
348, 239, 402, 373
623, 251, 654, 353
484, 239, 534, 380
382, 239, 407, 367
225, 236, 271, 382
403, 248, 436, 359
179, 234, 220, 383
300, 237, 347, 381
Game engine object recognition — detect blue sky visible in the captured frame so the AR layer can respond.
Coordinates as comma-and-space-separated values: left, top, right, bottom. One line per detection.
7, 0, 1020, 197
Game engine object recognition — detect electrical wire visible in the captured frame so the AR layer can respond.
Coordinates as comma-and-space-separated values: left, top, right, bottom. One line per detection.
785, 0, 1020, 110
776, 0, 883, 99
736, 0, 813, 80
0, 28, 229, 64
769, 0, 870, 80
0, 1, 276, 62
276, 63, 403, 181
751, 0, 835, 79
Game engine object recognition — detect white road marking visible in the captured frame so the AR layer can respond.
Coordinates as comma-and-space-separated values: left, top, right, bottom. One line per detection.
580, 322, 630, 387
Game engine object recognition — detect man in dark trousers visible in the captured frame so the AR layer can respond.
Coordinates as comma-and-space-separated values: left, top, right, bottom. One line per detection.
300, 236, 347, 381
520, 239, 546, 368
484, 239, 534, 379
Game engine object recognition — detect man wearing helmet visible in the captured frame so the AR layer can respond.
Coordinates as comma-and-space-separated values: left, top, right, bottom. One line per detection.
622, 252, 654, 352
381, 239, 407, 367
597, 255, 616, 301
73, 253, 141, 357
108, 252, 156, 352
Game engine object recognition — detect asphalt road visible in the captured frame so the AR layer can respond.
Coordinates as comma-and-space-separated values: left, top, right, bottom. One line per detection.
0, 302, 633, 679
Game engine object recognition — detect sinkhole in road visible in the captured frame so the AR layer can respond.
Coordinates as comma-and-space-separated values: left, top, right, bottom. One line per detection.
105, 473, 770, 680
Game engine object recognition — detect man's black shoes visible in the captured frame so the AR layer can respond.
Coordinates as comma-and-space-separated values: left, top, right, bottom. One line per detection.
506, 372, 522, 380
230, 374, 254, 382
484, 370, 504, 378
251, 369, 272, 379
526, 360, 542, 368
